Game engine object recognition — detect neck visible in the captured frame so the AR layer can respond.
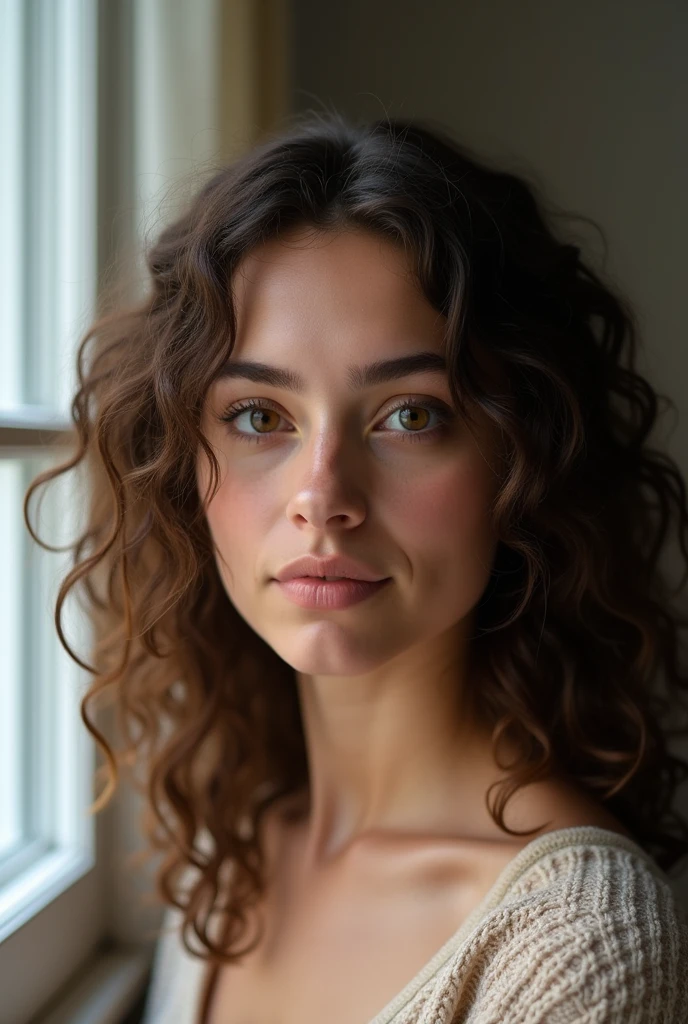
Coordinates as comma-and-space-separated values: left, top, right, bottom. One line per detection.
292, 625, 503, 868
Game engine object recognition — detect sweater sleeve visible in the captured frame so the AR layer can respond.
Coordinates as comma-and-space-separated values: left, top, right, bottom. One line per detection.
488, 852, 688, 1024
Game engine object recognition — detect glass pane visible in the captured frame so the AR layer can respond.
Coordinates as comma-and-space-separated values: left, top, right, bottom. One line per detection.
0, 0, 96, 417
0, 0, 24, 409
0, 451, 80, 871
0, 461, 25, 858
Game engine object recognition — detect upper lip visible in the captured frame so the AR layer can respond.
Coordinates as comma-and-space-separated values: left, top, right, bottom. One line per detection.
274, 555, 389, 583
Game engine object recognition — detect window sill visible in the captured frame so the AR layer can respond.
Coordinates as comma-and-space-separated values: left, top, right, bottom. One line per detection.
0, 843, 94, 946
33, 945, 154, 1024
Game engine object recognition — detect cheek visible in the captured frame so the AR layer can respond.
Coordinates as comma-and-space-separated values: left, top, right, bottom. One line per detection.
387, 459, 495, 543
203, 474, 273, 590
386, 457, 499, 607
207, 478, 268, 539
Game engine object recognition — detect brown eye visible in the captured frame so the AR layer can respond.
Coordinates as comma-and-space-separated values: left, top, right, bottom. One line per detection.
380, 399, 452, 442
219, 399, 288, 441
397, 406, 430, 431
247, 408, 280, 433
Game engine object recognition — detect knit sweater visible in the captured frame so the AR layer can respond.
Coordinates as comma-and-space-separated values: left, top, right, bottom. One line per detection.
141, 825, 688, 1023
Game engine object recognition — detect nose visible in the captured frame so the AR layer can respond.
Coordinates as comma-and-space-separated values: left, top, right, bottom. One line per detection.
284, 429, 367, 531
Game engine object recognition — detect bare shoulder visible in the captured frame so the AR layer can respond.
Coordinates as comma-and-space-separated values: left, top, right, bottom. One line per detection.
502, 774, 635, 840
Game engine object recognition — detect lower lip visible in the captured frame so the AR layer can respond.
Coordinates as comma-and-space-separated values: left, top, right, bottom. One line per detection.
273, 577, 392, 610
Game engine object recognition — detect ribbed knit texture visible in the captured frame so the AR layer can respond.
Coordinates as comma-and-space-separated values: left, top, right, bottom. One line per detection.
141, 826, 688, 1023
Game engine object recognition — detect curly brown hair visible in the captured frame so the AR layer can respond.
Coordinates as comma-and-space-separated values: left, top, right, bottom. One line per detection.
24, 110, 688, 965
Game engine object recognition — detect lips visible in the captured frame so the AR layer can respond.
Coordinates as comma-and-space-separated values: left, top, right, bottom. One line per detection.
274, 576, 391, 610
274, 554, 388, 584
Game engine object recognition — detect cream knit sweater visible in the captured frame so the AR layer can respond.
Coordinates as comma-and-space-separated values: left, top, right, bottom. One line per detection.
141, 825, 688, 1023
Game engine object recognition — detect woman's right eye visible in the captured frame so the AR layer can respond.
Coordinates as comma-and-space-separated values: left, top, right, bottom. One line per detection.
219, 399, 289, 443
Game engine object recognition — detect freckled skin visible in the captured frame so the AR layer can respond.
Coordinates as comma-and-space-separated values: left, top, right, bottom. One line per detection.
197, 227, 501, 685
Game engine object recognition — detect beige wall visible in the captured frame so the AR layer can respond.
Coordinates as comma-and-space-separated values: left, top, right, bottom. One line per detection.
290, 0, 688, 899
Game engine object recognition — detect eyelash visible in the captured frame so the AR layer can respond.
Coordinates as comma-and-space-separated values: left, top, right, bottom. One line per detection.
218, 397, 454, 445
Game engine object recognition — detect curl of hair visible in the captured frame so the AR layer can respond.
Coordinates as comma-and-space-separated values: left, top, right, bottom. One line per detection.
24, 110, 688, 966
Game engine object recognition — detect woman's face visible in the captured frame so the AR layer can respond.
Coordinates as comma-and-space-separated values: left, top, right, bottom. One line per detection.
197, 226, 502, 677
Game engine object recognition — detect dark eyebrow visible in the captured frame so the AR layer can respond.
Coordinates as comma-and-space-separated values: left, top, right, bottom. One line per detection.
215, 351, 448, 392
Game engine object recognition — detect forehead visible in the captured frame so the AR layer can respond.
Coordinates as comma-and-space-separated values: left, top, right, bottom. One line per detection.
229, 226, 445, 352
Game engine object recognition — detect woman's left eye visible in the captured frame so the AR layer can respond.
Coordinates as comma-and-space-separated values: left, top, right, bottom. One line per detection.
218, 398, 453, 445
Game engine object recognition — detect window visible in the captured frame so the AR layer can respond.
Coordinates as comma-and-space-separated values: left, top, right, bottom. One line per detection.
0, 1, 106, 1020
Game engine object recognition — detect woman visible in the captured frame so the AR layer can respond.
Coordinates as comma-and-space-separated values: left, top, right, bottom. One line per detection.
26, 111, 688, 1023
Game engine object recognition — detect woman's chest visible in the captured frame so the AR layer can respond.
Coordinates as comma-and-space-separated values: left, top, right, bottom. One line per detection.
202, 849, 511, 1024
